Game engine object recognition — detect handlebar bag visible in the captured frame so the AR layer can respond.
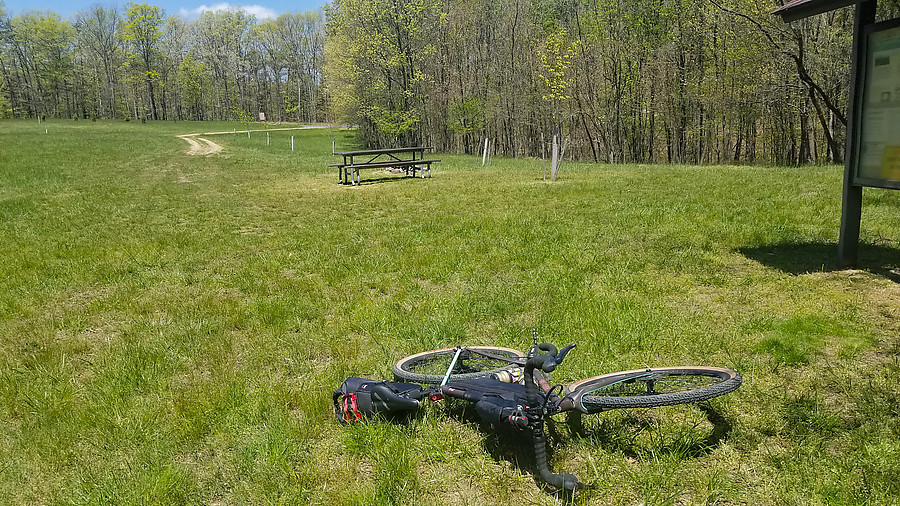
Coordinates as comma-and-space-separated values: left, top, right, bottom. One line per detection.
333, 377, 423, 423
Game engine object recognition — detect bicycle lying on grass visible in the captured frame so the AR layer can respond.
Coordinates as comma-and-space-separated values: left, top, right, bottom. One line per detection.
334, 331, 742, 492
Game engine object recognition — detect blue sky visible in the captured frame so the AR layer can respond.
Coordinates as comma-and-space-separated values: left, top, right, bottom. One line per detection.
2, 0, 327, 20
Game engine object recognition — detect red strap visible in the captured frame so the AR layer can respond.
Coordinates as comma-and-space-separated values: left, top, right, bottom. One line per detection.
341, 393, 362, 422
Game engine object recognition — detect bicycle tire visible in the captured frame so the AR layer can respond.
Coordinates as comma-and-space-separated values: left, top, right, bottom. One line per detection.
566, 366, 741, 414
392, 346, 525, 384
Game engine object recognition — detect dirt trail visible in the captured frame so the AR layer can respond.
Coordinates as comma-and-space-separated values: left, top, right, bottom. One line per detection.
177, 134, 224, 156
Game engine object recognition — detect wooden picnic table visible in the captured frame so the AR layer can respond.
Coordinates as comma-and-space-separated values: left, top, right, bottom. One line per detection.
330, 146, 440, 185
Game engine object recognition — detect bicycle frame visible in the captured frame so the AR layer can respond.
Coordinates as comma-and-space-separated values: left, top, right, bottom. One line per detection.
427, 342, 584, 491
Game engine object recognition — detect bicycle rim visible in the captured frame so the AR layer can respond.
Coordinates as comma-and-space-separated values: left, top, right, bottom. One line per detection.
392, 346, 525, 384
566, 366, 742, 414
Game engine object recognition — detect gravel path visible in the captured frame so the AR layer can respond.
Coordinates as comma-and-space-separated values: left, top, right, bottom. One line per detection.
177, 134, 223, 156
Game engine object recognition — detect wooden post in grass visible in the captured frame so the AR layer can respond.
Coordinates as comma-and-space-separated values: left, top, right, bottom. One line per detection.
267, 132, 270, 145
541, 133, 546, 181
292, 136, 294, 151
550, 134, 558, 180
838, 0, 877, 267
550, 135, 568, 182
482, 138, 489, 166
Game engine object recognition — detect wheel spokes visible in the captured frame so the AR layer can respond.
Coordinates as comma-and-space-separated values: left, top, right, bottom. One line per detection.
406, 349, 516, 376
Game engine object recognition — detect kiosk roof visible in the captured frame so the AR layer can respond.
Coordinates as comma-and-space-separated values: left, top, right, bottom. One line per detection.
772, 0, 857, 22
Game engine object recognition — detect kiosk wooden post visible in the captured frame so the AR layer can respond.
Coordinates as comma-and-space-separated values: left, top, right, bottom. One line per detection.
838, 0, 877, 267
774, 0, 900, 267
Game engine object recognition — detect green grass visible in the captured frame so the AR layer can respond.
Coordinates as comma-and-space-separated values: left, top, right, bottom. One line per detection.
1, 118, 899, 505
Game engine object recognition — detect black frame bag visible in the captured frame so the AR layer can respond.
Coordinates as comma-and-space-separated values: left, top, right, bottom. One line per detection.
333, 377, 424, 423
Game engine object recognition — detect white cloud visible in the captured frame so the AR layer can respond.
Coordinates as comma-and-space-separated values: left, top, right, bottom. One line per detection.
178, 3, 278, 20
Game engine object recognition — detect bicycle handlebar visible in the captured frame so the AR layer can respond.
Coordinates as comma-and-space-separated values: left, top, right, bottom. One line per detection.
556, 343, 576, 364
524, 342, 584, 492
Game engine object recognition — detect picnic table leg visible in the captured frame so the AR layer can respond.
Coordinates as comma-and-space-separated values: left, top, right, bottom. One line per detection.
339, 155, 348, 184
346, 155, 354, 185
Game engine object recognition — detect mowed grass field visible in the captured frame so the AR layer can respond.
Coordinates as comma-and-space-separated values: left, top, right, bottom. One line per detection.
1, 119, 899, 505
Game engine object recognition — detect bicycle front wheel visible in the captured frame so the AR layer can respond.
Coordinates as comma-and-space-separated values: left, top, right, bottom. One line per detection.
566, 366, 741, 414
393, 346, 525, 384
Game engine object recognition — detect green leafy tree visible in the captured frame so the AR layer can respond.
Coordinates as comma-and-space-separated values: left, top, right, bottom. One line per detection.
123, 3, 163, 119
178, 53, 208, 119
538, 27, 577, 179
538, 28, 578, 104
74, 6, 121, 119
6, 12, 75, 117
0, 2, 12, 117
193, 8, 252, 121
326, 0, 440, 146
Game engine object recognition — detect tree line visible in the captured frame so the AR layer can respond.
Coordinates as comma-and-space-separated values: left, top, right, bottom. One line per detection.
0, 2, 325, 123
3, 0, 900, 165
326, 0, 900, 165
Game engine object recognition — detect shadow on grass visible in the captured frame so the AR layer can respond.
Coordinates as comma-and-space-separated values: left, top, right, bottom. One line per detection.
340, 174, 429, 186
698, 404, 733, 448
443, 402, 578, 496
484, 422, 582, 496
738, 242, 900, 283
389, 401, 734, 496
562, 403, 734, 460
482, 406, 734, 495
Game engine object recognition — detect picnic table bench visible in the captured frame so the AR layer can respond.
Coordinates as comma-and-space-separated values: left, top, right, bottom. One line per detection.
330, 147, 440, 185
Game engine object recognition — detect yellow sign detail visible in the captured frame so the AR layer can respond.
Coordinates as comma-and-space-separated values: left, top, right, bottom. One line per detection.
882, 146, 900, 180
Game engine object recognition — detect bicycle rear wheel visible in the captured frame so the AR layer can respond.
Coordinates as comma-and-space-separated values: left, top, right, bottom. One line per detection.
566, 366, 741, 414
393, 346, 525, 384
